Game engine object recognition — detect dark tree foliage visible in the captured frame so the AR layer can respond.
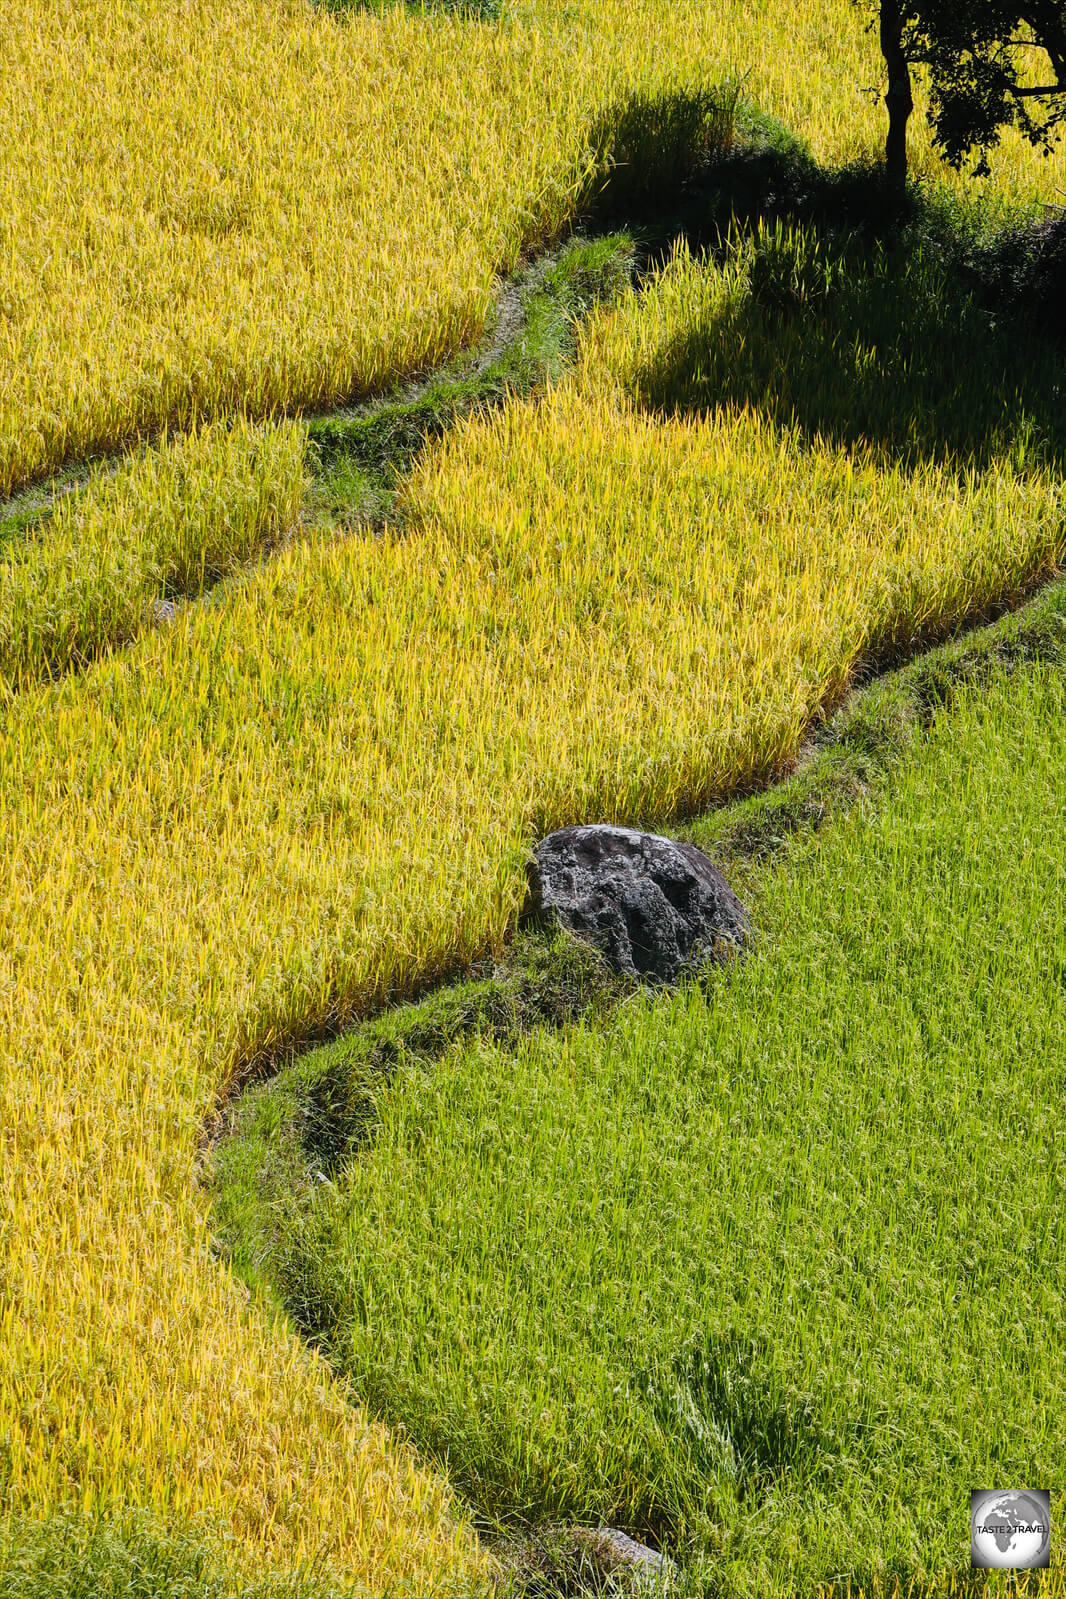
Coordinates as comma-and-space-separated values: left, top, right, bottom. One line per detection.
869, 0, 1066, 183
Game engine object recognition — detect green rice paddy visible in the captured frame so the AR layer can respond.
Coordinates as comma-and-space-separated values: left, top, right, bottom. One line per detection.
212, 624, 1066, 1596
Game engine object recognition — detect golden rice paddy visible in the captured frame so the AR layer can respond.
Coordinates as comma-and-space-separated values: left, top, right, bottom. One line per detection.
3, 0, 1066, 1591
8, 0, 1061, 499
0, 418, 304, 690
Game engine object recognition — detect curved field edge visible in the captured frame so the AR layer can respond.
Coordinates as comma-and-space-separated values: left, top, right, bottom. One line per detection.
208, 560, 1066, 1190
211, 648, 1066, 1597
0, 234, 633, 694
2, 24, 1065, 1597
209, 569, 1066, 1587
4, 0, 1066, 498
0, 420, 303, 693
1, 235, 1063, 1583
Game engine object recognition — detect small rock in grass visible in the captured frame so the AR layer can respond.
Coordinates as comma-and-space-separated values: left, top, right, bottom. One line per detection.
526, 824, 748, 983
152, 598, 176, 624
573, 1526, 679, 1589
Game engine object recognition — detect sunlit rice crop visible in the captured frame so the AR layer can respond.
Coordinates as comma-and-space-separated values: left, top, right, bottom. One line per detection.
0, 419, 304, 690
3, 0, 1065, 498
5, 0, 1066, 1588
1, 239, 1063, 1581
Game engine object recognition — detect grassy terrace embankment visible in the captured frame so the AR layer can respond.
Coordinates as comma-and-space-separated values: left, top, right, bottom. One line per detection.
212, 600, 1066, 1596
3, 0, 1066, 1590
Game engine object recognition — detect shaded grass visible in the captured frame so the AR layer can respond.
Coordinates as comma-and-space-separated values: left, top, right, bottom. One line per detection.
210, 653, 1066, 1595
585, 85, 742, 219
627, 218, 1066, 475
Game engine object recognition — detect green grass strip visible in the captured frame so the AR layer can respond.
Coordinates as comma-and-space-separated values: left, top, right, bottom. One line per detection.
303, 232, 635, 529
210, 583, 1066, 1594
0, 1511, 377, 1599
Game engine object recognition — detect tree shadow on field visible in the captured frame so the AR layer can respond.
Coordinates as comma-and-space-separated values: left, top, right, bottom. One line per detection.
586, 90, 1066, 476
585, 84, 741, 220
629, 216, 1066, 476
587, 93, 931, 265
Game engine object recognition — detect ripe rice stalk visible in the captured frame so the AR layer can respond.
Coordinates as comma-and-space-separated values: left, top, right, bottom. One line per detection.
3, 0, 1064, 499
3, 0, 1066, 1589
0, 419, 304, 691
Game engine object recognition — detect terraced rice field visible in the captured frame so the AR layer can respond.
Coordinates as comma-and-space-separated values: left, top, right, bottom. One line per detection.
2, 0, 1065, 1593
4, 0, 1063, 497
215, 640, 1066, 1597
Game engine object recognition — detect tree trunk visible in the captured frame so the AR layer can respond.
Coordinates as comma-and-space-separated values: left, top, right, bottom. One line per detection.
1023, 2, 1066, 87
880, 0, 913, 189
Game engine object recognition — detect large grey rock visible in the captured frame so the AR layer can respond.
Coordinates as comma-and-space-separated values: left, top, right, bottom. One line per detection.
527, 824, 748, 982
